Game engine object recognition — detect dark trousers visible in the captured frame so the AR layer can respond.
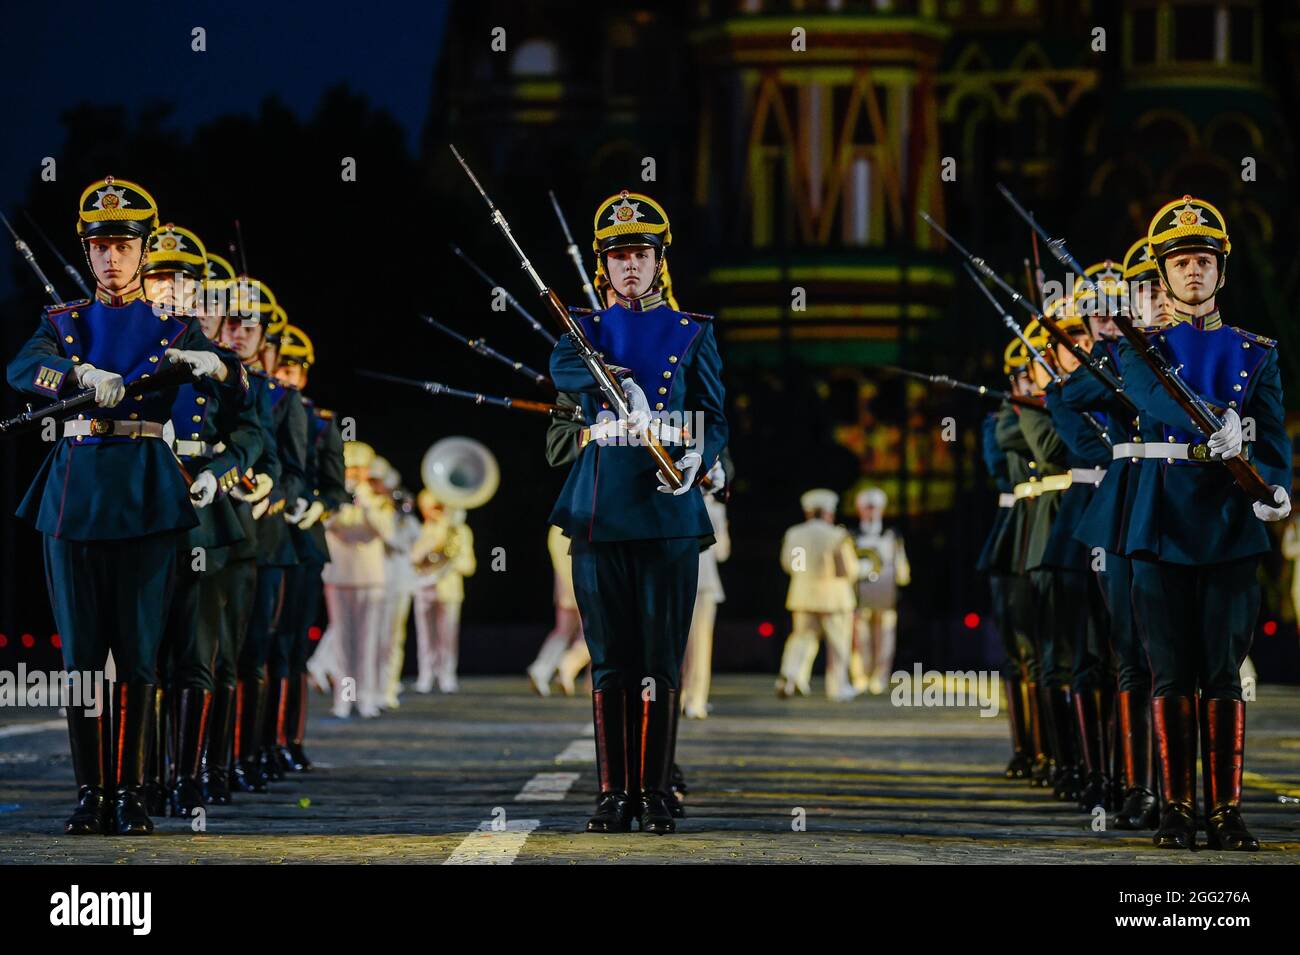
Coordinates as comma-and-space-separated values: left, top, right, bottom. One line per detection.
159, 556, 226, 693
571, 536, 699, 692
1029, 569, 1074, 686
1061, 567, 1112, 693
213, 558, 257, 690
238, 565, 285, 681
996, 572, 1035, 677
44, 532, 178, 683
1130, 556, 1258, 700
1098, 552, 1150, 693
270, 560, 324, 679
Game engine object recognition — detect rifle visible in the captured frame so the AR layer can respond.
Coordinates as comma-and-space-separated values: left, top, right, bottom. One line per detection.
1, 210, 64, 304
449, 243, 558, 347
996, 183, 1275, 504
881, 365, 1043, 410
920, 211, 1136, 418
548, 190, 602, 310
450, 144, 702, 492
419, 314, 550, 387
22, 210, 92, 298
358, 370, 583, 422
0, 361, 194, 437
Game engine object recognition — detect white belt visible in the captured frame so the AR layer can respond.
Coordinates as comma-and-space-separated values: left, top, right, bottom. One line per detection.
1069, 467, 1106, 486
64, 419, 166, 439
174, 439, 226, 459
1113, 441, 1214, 463
997, 493, 1015, 508
581, 417, 686, 447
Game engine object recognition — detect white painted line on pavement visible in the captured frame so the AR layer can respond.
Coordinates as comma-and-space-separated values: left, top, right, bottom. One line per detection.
514, 772, 581, 802
443, 819, 540, 865
554, 739, 595, 764
0, 719, 64, 739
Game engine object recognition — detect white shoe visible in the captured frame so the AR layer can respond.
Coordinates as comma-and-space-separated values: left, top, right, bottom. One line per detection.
413, 679, 434, 694
683, 702, 708, 720
358, 703, 381, 718
555, 670, 576, 697
527, 664, 552, 698
330, 705, 352, 720
383, 694, 401, 710
438, 677, 459, 694
830, 686, 861, 703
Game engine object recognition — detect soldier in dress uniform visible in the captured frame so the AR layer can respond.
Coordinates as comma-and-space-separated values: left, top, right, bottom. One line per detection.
549, 190, 727, 835
6, 176, 245, 834
1116, 197, 1290, 850
776, 489, 861, 702
220, 278, 308, 788
142, 224, 264, 817
849, 487, 910, 695
271, 324, 348, 768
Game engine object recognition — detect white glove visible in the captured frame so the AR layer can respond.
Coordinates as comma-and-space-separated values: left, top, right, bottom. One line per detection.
252, 497, 272, 520
75, 364, 126, 408
165, 348, 224, 379
704, 458, 726, 496
620, 376, 651, 434
189, 470, 218, 509
297, 500, 326, 530
1208, 408, 1242, 460
231, 472, 273, 504
285, 497, 310, 524
658, 450, 703, 496
1253, 486, 1291, 523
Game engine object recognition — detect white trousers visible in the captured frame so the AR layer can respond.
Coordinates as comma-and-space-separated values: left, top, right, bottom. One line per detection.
323, 584, 386, 717
382, 589, 414, 703
780, 610, 853, 699
529, 607, 583, 685
414, 589, 462, 691
681, 594, 718, 717
852, 608, 898, 689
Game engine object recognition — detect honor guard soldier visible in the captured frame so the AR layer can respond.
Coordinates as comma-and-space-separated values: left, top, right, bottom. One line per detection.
6, 176, 244, 835
271, 323, 347, 768
1116, 197, 1290, 850
549, 190, 728, 835
1065, 246, 1160, 828
220, 278, 308, 790
143, 224, 264, 817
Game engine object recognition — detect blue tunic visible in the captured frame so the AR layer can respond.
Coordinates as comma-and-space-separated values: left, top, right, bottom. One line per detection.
6, 297, 245, 541
548, 304, 728, 543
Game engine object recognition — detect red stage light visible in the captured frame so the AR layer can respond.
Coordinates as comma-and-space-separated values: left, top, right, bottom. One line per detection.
21, 633, 35, 648
1263, 620, 1278, 637
963, 612, 980, 629
0, 633, 7, 648
757, 621, 774, 638
51, 634, 62, 649
308, 626, 322, 642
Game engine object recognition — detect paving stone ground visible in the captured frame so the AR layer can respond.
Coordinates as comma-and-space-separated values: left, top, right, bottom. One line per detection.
2, 676, 1299, 864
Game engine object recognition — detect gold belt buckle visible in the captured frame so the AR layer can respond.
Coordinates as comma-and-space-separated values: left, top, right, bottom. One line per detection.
1190, 443, 1210, 462
89, 419, 112, 437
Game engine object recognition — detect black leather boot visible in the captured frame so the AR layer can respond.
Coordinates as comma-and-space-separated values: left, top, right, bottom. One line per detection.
64, 700, 110, 835
169, 688, 211, 819
261, 676, 288, 781
637, 688, 678, 835
1074, 687, 1110, 811
1048, 686, 1080, 802
1026, 681, 1053, 787
111, 682, 156, 835
1202, 698, 1258, 851
283, 673, 312, 772
1003, 675, 1032, 780
142, 686, 168, 816
586, 688, 633, 833
1152, 695, 1196, 850
203, 685, 237, 805
231, 677, 268, 793
1114, 688, 1158, 830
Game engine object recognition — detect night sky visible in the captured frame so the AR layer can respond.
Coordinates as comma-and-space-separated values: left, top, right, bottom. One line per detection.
2, 0, 448, 284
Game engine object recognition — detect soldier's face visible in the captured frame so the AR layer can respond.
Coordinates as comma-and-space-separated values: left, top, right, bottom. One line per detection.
1164, 251, 1219, 304
857, 501, 881, 522
606, 247, 656, 298
221, 317, 266, 361
274, 363, 307, 389
144, 272, 200, 310
86, 237, 144, 292
1132, 281, 1172, 325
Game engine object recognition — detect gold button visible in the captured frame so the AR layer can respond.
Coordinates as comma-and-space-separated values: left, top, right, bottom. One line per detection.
65, 335, 74, 343
680, 318, 688, 326
148, 355, 159, 363
658, 387, 667, 395
1242, 342, 1250, 349
71, 355, 80, 362
655, 402, 664, 411
192, 433, 200, 439
161, 339, 169, 346
668, 355, 678, 364
1239, 370, 1248, 378
129, 413, 138, 420
269, 383, 277, 390
1233, 384, 1242, 392
77, 413, 85, 420
192, 415, 201, 423
76, 435, 84, 442
196, 397, 206, 405
593, 316, 601, 323
662, 371, 671, 379
130, 432, 139, 439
